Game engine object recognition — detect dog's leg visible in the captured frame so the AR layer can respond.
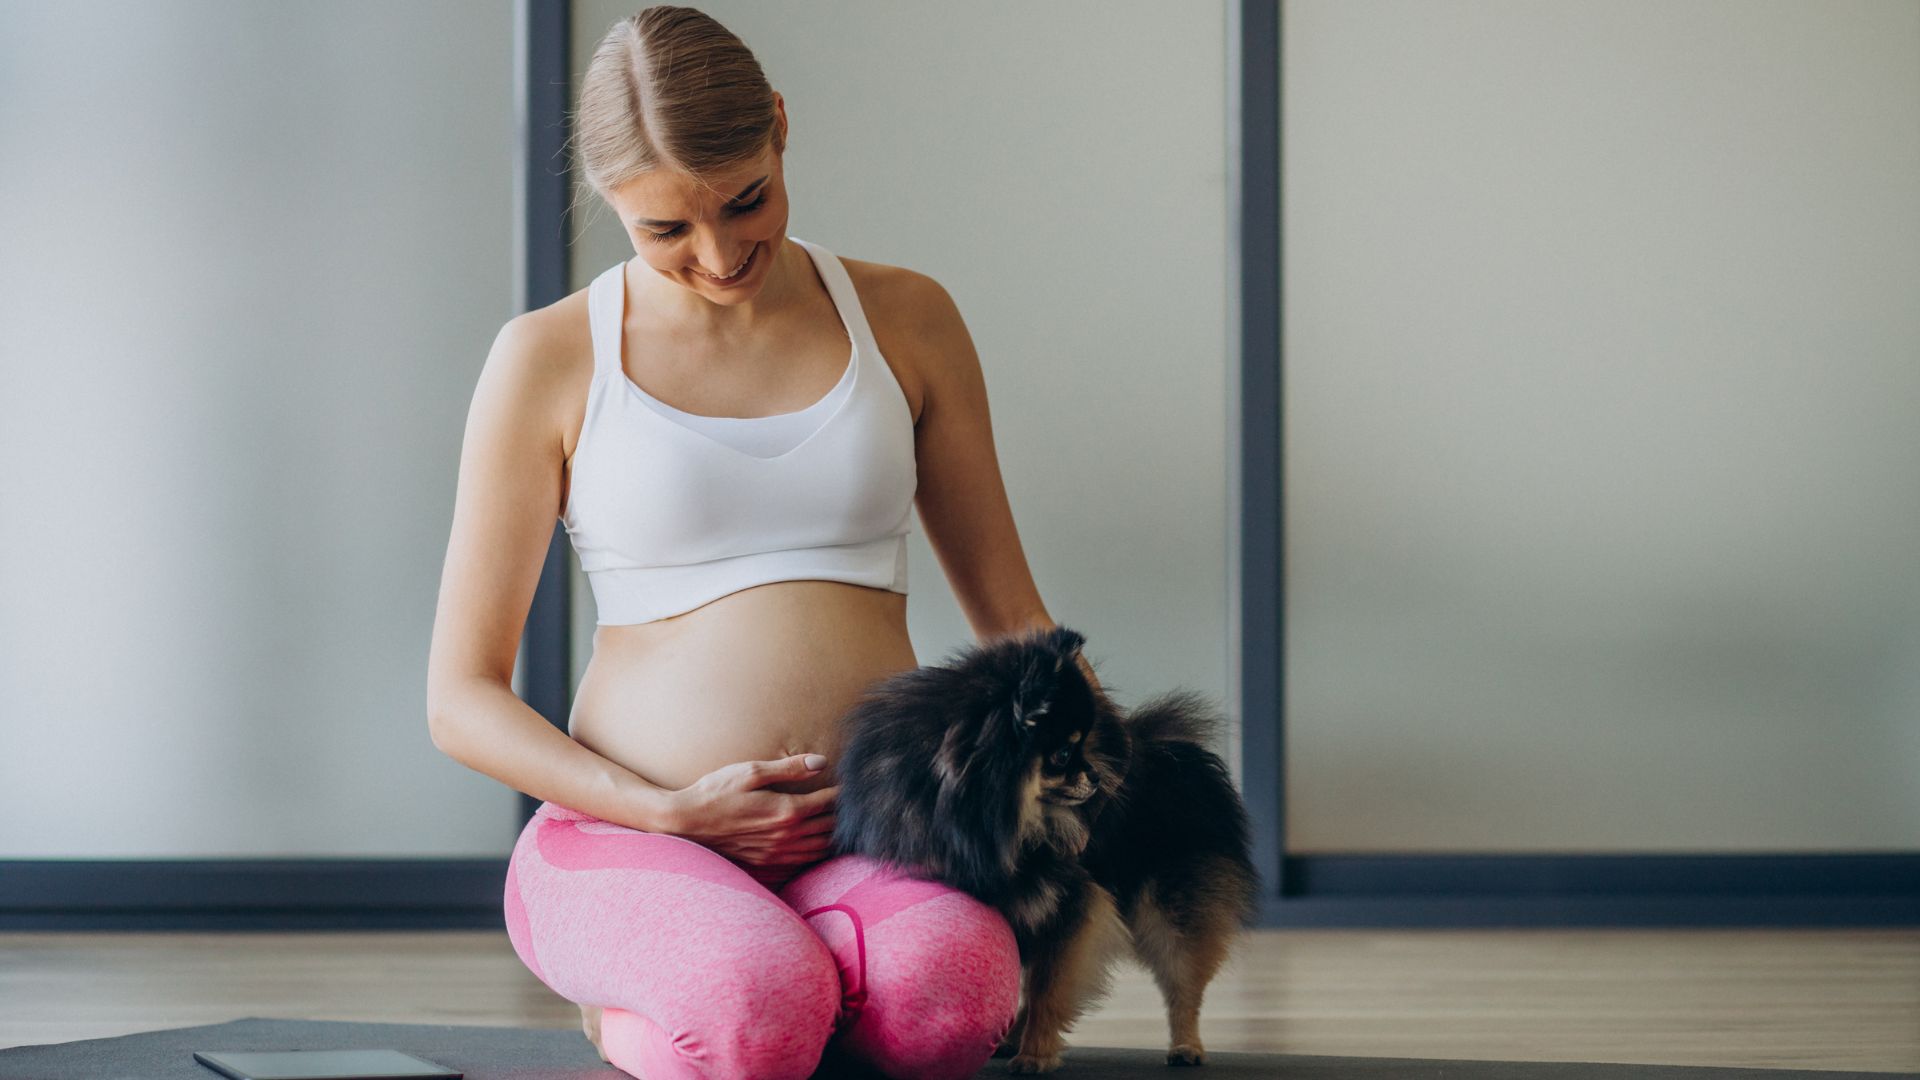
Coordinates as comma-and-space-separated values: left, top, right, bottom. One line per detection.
1128, 874, 1241, 1066
1009, 886, 1129, 1074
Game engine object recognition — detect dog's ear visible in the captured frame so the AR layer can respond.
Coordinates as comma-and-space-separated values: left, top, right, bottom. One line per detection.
1055, 640, 1084, 675
1048, 626, 1087, 673
1010, 700, 1049, 735
933, 722, 975, 786
936, 712, 1014, 784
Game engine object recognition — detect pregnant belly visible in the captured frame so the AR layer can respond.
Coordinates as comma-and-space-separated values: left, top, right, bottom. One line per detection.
567, 579, 919, 797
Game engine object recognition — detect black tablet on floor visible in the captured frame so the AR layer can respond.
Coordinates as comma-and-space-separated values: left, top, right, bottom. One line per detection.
192, 1049, 463, 1080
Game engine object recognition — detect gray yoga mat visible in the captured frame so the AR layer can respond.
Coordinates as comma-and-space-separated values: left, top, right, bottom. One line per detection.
0, 1016, 1912, 1080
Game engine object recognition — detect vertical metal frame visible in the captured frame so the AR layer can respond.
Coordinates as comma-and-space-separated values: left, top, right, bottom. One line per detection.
1230, 0, 1286, 907
516, 0, 575, 825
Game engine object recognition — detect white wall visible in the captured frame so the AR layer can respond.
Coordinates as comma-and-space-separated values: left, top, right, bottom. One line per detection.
1283, 0, 1920, 852
0, 1, 519, 857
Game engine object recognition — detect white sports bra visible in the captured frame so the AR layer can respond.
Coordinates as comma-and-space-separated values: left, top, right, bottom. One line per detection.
561, 236, 918, 625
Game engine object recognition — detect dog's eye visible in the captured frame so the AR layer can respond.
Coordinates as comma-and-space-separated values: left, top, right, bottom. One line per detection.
1048, 746, 1072, 770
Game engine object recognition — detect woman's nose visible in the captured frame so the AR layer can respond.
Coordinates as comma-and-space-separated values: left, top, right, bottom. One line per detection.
696, 238, 752, 276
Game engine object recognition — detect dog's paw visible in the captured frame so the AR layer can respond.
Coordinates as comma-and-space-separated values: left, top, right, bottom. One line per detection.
1009, 1051, 1064, 1073
579, 1004, 609, 1063
1168, 1042, 1208, 1065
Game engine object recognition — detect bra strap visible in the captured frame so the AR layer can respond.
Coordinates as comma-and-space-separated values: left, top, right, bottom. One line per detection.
794, 239, 881, 358
587, 261, 626, 379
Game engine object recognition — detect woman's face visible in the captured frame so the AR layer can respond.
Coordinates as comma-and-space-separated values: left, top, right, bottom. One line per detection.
605, 100, 792, 308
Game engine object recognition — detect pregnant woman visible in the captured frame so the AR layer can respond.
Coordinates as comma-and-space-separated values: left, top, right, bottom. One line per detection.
425, 7, 1097, 1079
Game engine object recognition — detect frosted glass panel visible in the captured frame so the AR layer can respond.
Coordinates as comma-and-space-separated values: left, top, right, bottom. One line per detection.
1281, 0, 1920, 853
0, 1, 517, 857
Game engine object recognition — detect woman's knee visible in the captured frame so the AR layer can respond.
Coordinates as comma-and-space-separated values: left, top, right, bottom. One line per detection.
502, 819, 550, 988
601, 988, 837, 1080
899, 896, 1022, 1018
504, 808, 846, 1074
660, 932, 843, 1080
533, 884, 843, 1078
851, 892, 1023, 1079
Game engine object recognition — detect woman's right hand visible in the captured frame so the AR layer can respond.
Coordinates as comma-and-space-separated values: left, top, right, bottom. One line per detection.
668, 754, 840, 886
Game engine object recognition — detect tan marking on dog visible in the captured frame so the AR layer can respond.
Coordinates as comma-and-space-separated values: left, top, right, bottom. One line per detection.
1013, 885, 1133, 1072
1008, 875, 1063, 931
1125, 864, 1246, 1064
1016, 762, 1046, 844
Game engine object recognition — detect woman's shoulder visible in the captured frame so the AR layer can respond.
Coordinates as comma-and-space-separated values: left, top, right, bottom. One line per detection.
838, 254, 970, 358
837, 255, 963, 423
514, 276, 597, 361
509, 278, 600, 389
837, 253, 947, 320
482, 283, 598, 460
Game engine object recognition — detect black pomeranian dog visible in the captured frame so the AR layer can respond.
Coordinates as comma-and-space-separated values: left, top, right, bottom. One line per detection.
830, 624, 1262, 1073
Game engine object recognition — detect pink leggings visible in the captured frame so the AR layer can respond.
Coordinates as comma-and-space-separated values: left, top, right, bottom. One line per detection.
504, 800, 1022, 1080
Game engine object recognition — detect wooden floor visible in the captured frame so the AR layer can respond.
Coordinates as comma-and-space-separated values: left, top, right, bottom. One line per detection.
2, 928, 1914, 1071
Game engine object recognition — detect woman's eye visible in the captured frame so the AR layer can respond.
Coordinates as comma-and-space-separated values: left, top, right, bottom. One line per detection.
643, 195, 769, 244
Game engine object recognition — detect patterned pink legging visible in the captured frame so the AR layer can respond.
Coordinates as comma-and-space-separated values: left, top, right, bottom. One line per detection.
504, 800, 1022, 1080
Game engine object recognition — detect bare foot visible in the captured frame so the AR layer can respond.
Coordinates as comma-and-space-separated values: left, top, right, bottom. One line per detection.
579, 1003, 610, 1063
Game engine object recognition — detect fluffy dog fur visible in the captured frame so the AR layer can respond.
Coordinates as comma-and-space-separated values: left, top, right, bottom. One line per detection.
830, 624, 1262, 1073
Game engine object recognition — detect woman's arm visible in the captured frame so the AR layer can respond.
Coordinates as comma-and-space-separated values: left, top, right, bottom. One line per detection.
431, 677, 681, 832
425, 312, 681, 833
895, 272, 1106, 700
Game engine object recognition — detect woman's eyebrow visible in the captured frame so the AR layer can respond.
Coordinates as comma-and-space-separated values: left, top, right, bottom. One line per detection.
632, 176, 769, 227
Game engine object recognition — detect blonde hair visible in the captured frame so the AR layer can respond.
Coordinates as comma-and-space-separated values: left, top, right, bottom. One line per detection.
570, 5, 784, 217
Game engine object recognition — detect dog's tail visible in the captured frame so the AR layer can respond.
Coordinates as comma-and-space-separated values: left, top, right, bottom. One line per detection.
1119, 688, 1264, 927
1125, 686, 1228, 749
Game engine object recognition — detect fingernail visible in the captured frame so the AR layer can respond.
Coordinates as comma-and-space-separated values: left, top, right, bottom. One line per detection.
803, 754, 827, 770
